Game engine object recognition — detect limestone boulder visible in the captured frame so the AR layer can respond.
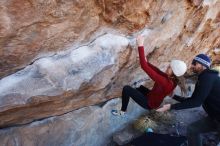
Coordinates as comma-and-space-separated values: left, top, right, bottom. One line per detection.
0, 98, 146, 146
0, 0, 220, 129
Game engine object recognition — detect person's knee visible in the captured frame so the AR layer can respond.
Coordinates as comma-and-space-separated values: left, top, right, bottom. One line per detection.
123, 85, 132, 91
139, 85, 145, 89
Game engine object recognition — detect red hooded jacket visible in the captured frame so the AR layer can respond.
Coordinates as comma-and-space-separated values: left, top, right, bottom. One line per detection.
138, 46, 176, 109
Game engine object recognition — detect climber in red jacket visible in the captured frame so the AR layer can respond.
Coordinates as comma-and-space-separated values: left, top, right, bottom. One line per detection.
112, 35, 187, 116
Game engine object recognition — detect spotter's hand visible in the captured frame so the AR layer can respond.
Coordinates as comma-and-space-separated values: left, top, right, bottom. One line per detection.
156, 104, 171, 112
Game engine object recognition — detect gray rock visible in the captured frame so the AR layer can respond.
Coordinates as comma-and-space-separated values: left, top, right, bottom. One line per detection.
0, 98, 146, 146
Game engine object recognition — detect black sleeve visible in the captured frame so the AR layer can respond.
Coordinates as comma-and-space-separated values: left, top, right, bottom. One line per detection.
171, 73, 214, 110
172, 95, 187, 102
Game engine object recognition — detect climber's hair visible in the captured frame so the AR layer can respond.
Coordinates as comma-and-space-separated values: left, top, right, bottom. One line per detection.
172, 75, 187, 96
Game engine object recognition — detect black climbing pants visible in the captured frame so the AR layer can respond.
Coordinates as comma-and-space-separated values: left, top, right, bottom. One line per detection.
121, 85, 150, 112
187, 116, 220, 146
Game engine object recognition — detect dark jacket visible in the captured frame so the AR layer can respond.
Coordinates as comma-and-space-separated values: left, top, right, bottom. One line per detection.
171, 69, 220, 122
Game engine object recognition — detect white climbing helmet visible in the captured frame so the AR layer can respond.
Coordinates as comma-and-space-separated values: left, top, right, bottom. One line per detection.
170, 60, 187, 77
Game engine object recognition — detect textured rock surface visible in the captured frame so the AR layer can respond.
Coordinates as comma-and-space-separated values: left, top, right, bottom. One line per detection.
0, 98, 146, 146
0, 0, 220, 133
0, 0, 151, 78
210, 48, 220, 64
113, 106, 206, 145
0, 33, 134, 128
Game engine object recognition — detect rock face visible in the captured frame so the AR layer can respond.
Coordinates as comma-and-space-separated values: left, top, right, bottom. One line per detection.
0, 33, 134, 128
0, 98, 146, 146
0, 0, 150, 78
0, 0, 220, 138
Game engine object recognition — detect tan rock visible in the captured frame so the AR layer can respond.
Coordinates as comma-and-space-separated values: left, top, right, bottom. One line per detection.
0, 0, 220, 128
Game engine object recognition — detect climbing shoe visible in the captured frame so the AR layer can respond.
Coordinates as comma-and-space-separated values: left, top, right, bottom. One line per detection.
111, 109, 125, 117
